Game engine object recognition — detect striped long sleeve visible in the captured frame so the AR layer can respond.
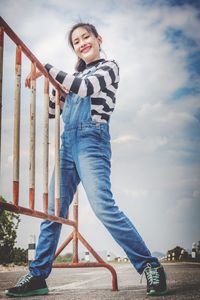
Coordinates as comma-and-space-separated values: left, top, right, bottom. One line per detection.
49, 89, 66, 118
45, 60, 119, 97
46, 59, 120, 123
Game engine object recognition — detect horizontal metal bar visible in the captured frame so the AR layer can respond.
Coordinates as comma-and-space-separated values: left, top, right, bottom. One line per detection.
53, 262, 118, 291
0, 201, 75, 227
53, 262, 110, 268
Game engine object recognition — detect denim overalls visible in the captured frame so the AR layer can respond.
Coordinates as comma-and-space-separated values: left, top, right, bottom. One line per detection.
30, 71, 159, 278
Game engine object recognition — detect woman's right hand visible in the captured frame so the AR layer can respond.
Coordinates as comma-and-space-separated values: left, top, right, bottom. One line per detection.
25, 70, 42, 88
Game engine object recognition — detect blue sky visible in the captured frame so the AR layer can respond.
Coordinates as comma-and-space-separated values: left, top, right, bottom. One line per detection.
0, 0, 200, 257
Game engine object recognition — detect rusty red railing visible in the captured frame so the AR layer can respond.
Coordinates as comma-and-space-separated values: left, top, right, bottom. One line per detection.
0, 17, 118, 291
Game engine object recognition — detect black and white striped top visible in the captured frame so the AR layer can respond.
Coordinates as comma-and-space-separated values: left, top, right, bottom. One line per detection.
45, 58, 120, 123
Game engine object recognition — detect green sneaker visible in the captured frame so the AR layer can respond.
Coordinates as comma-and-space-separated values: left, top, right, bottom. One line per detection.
144, 263, 168, 296
5, 273, 49, 297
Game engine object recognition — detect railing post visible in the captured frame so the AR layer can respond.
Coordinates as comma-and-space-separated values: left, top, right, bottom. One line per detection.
73, 190, 79, 263
29, 62, 36, 210
0, 27, 4, 175
55, 89, 60, 216
43, 77, 49, 214
13, 45, 22, 206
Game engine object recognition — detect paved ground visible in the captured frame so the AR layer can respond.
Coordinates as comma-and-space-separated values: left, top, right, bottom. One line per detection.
0, 262, 200, 299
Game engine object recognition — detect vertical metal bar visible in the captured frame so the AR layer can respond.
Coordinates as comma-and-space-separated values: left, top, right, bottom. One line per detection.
54, 232, 74, 259
72, 189, 79, 263
29, 62, 36, 210
43, 77, 49, 214
13, 45, 22, 206
55, 89, 60, 216
0, 27, 4, 176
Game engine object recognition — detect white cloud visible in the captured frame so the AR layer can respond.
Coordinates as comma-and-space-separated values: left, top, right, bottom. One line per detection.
112, 134, 140, 144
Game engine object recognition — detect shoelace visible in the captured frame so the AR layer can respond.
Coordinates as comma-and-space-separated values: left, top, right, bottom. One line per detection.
140, 263, 160, 285
15, 274, 33, 287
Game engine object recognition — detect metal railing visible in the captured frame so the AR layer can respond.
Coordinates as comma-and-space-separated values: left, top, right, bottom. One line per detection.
0, 17, 118, 291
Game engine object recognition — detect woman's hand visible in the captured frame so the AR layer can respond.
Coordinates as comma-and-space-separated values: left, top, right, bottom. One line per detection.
25, 69, 42, 88
25, 67, 69, 96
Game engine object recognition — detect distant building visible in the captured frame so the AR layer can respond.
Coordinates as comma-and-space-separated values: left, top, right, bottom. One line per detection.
107, 251, 111, 262
115, 257, 121, 262
165, 241, 200, 262
122, 257, 129, 262
192, 241, 200, 262
84, 251, 90, 262
167, 246, 189, 262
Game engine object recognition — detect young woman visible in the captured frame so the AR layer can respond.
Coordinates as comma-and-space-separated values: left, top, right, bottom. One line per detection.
6, 22, 167, 297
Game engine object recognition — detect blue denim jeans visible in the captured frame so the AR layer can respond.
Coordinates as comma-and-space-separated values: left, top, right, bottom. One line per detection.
29, 92, 159, 278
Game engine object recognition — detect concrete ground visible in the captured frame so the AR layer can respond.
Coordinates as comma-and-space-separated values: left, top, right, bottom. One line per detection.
0, 262, 200, 299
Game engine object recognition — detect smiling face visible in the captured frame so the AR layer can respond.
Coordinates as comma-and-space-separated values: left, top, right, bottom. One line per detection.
71, 26, 102, 64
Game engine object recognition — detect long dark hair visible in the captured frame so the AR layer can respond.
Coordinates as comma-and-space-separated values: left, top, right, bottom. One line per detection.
68, 22, 100, 72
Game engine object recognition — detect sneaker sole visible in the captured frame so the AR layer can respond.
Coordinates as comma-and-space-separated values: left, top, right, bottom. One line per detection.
5, 287, 49, 297
147, 289, 168, 296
